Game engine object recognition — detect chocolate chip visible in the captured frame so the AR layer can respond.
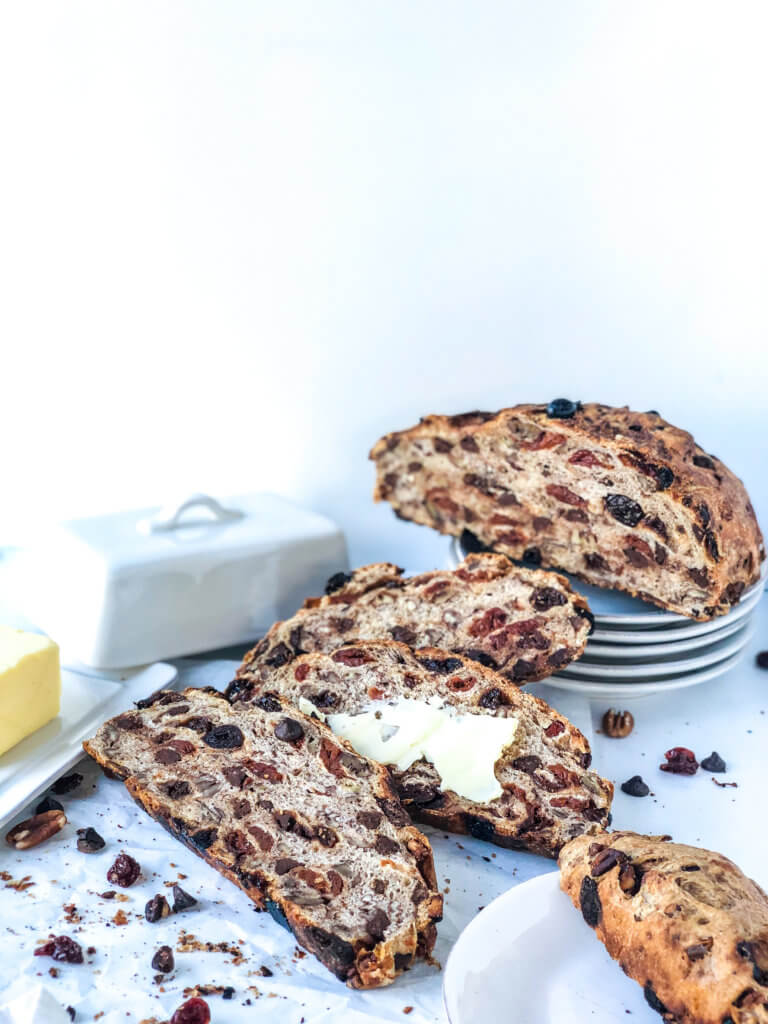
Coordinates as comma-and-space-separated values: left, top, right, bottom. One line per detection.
357, 811, 382, 830
512, 755, 541, 773
464, 816, 496, 842
511, 659, 535, 681
145, 894, 171, 923
547, 398, 581, 419
76, 828, 105, 854
522, 547, 542, 566
165, 780, 192, 799
479, 687, 503, 709
35, 796, 64, 815
375, 835, 400, 856
579, 876, 601, 927
155, 747, 182, 764
390, 625, 418, 645
620, 775, 649, 797
152, 945, 174, 973
604, 494, 644, 527
685, 939, 713, 961
394, 952, 413, 971
700, 751, 726, 773
464, 650, 497, 669
275, 858, 301, 875
203, 725, 244, 749
693, 454, 715, 469
171, 884, 198, 912
756, 651, 768, 670
531, 587, 567, 612
274, 718, 304, 743
644, 983, 668, 1016
366, 908, 390, 941
264, 643, 293, 668
418, 656, 463, 674
190, 828, 218, 850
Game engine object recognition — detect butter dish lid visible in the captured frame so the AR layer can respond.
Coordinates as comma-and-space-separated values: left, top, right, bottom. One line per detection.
8, 492, 348, 668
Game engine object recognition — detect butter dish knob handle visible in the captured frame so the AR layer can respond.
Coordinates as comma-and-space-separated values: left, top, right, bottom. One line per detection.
138, 493, 245, 534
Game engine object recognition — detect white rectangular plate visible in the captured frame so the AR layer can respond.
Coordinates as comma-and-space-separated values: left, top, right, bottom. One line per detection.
0, 660, 177, 828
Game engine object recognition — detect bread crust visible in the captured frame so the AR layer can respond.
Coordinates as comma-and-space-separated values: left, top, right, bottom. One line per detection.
229, 553, 592, 699
262, 639, 613, 857
559, 831, 768, 1023
84, 687, 442, 989
370, 403, 765, 620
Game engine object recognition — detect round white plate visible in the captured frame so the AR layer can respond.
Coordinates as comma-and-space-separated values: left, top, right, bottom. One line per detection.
451, 535, 767, 628
443, 871, 657, 1024
557, 624, 753, 679
583, 615, 750, 659
533, 649, 746, 699
589, 580, 764, 643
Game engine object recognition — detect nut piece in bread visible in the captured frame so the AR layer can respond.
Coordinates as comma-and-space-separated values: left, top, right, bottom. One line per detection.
228, 553, 593, 702
370, 403, 764, 620
559, 830, 768, 1023
84, 687, 442, 989
261, 640, 613, 857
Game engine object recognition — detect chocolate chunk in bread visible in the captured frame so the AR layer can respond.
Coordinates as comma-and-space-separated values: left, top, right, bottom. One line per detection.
370, 403, 765, 620
228, 553, 592, 703
559, 831, 768, 1023
255, 640, 613, 857
84, 688, 442, 989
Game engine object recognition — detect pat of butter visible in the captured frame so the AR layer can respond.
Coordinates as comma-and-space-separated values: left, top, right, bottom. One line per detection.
326, 699, 518, 804
0, 627, 61, 758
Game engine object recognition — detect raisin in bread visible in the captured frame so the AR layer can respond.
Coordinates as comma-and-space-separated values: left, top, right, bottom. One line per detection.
252, 640, 613, 857
83, 687, 442, 989
559, 831, 768, 1023
228, 553, 592, 702
370, 403, 765, 620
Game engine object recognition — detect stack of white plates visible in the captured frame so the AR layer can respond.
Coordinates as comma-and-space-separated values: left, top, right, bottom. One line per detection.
449, 536, 766, 700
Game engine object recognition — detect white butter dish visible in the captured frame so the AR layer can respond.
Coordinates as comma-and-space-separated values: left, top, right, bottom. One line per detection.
9, 493, 348, 668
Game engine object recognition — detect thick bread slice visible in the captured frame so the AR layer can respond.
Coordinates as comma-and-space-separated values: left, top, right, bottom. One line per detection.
83, 687, 442, 989
370, 403, 765, 620
228, 552, 592, 701
559, 831, 768, 1023
258, 640, 613, 857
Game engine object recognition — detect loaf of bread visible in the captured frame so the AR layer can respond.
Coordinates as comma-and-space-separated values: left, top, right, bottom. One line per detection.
559, 831, 768, 1023
84, 687, 443, 989
370, 403, 765, 619
247, 639, 613, 857
228, 552, 592, 702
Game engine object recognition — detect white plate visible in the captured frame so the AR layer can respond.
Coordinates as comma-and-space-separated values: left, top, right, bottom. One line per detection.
0, 661, 177, 828
450, 535, 767, 629
589, 580, 764, 643
443, 871, 656, 1024
584, 614, 750, 657
534, 649, 745, 700
557, 624, 754, 678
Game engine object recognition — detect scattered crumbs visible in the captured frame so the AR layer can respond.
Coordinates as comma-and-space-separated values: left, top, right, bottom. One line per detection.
247, 986, 262, 999
293, 947, 307, 960
712, 777, 738, 789
98, 891, 116, 900
176, 931, 246, 963
477, 906, 484, 912
63, 904, 80, 924
94, 1014, 104, 1021
112, 909, 129, 926
177, 873, 187, 880
48, 966, 59, 978
443, 887, 450, 894
403, 1008, 413, 1015
2, 872, 36, 892
491, 853, 496, 858
258, 965, 273, 977
456, 844, 464, 850
482, 856, 490, 862
183, 984, 233, 998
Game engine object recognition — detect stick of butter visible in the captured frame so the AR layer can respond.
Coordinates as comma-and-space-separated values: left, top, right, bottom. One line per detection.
0, 627, 61, 757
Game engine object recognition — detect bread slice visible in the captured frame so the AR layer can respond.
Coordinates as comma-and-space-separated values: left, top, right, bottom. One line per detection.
248, 640, 613, 857
83, 686, 442, 989
228, 552, 593, 702
559, 831, 768, 1023
370, 403, 765, 620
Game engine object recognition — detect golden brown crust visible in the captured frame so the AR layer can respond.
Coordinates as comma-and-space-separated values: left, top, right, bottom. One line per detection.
370, 403, 765, 620
559, 831, 768, 1023
84, 688, 442, 989
229, 553, 593, 699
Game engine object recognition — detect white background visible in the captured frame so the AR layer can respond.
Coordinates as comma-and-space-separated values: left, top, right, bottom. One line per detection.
1, 2, 767, 569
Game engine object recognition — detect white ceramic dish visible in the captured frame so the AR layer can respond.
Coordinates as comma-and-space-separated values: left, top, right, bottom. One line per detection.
557, 623, 754, 679
443, 871, 657, 1024
0, 660, 177, 828
584, 614, 749, 657
535, 649, 745, 699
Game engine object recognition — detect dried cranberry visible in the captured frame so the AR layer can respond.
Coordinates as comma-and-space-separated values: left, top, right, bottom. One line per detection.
170, 997, 211, 1024
700, 751, 726, 773
76, 827, 105, 853
34, 935, 83, 964
172, 884, 198, 912
620, 775, 649, 797
203, 724, 244, 749
531, 587, 567, 612
52, 773, 83, 795
325, 571, 352, 594
151, 944, 174, 973
274, 718, 304, 742
106, 852, 141, 887
546, 398, 581, 419
604, 494, 644, 527
660, 747, 699, 775
144, 894, 171, 922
